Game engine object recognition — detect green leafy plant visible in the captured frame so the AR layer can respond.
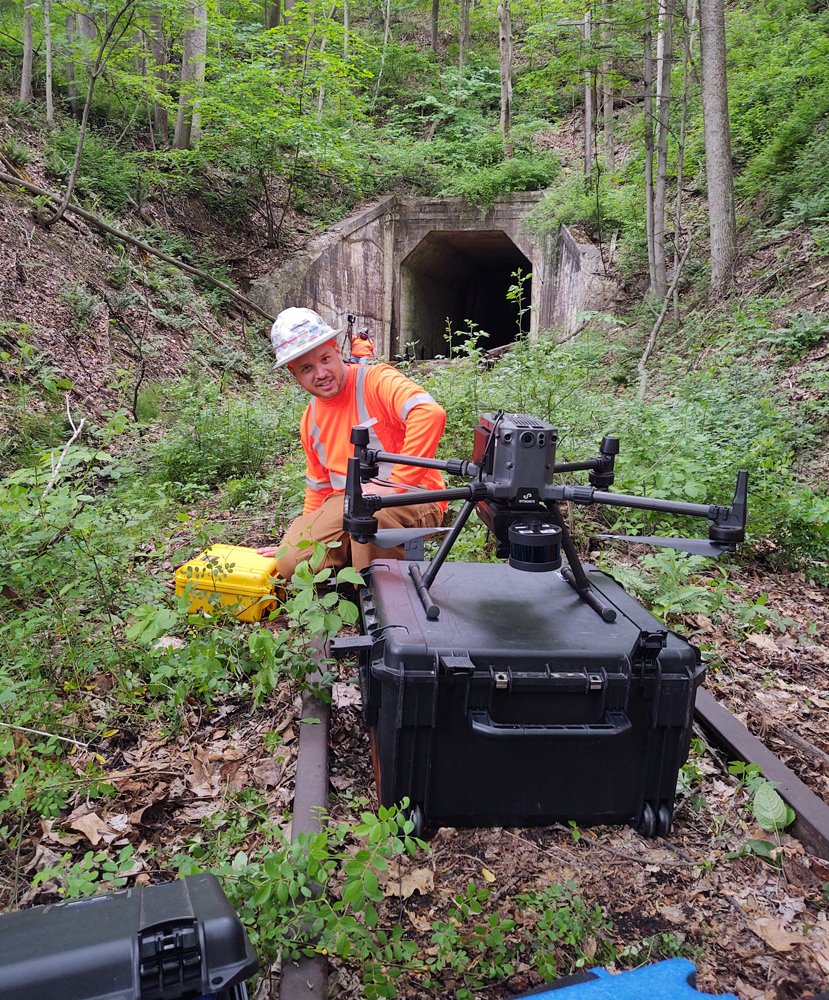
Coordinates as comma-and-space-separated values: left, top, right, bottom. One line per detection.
728, 761, 796, 832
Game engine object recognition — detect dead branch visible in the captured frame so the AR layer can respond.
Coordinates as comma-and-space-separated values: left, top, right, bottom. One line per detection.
41, 396, 86, 500
636, 233, 694, 399
0, 170, 275, 322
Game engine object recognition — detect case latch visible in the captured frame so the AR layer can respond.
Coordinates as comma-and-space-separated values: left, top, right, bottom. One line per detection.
139, 921, 202, 999
440, 654, 476, 676
330, 634, 376, 660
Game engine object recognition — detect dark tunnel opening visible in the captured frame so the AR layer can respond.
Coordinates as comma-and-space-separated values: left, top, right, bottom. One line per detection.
398, 230, 533, 359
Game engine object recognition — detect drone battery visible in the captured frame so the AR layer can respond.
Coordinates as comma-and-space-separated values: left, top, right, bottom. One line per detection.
356, 561, 704, 834
0, 873, 259, 1000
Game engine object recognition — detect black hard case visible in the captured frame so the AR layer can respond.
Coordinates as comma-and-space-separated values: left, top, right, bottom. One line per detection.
358, 561, 704, 832
0, 873, 258, 1000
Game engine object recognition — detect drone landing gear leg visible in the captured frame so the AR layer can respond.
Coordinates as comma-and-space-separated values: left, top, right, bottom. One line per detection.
410, 497, 478, 621
546, 503, 617, 623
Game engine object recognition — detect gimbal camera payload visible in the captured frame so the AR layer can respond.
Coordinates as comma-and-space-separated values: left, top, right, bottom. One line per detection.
342, 411, 747, 622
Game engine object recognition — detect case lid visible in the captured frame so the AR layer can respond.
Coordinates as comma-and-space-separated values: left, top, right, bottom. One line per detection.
0, 874, 258, 1000
175, 545, 279, 598
366, 561, 698, 671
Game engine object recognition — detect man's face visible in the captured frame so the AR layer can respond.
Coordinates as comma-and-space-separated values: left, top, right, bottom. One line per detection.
288, 340, 348, 400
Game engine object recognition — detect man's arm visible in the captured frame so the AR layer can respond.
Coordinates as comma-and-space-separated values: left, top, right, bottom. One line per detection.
370, 366, 446, 489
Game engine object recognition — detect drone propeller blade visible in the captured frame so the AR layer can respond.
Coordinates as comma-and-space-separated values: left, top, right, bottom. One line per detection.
598, 534, 734, 558
371, 527, 449, 549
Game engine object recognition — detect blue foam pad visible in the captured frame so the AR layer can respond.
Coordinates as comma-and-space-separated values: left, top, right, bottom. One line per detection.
519, 960, 739, 1000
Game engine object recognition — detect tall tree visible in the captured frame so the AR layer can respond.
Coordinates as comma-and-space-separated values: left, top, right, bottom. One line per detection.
498, 0, 513, 157
652, 0, 675, 298
65, 11, 81, 117
44, 0, 54, 122
602, 0, 614, 171
173, 2, 208, 149
643, 12, 656, 290
583, 9, 592, 177
699, 0, 736, 299
430, 0, 439, 52
268, 0, 281, 28
20, 0, 35, 103
459, 0, 471, 75
147, 8, 169, 144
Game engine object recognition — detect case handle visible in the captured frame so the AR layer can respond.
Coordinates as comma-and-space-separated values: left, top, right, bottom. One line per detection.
468, 708, 631, 738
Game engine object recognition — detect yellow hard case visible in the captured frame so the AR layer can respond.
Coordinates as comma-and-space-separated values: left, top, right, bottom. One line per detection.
175, 544, 280, 622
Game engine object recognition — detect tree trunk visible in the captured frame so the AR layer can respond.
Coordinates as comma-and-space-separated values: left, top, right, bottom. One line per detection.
20, 0, 34, 104
673, 0, 691, 319
699, 0, 736, 300
602, 0, 614, 171
78, 8, 97, 44
582, 10, 592, 177
317, 2, 337, 115
370, 0, 392, 109
268, 0, 281, 28
430, 0, 439, 52
343, 0, 349, 58
459, 0, 470, 77
65, 12, 81, 117
498, 0, 513, 157
173, 2, 207, 150
46, 0, 137, 228
643, 11, 656, 291
147, 9, 169, 145
44, 0, 54, 122
652, 0, 675, 298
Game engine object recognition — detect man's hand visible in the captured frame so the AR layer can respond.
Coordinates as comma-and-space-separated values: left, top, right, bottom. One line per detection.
257, 546, 282, 558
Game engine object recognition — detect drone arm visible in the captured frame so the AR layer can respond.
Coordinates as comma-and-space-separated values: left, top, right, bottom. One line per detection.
364, 483, 489, 511
365, 449, 479, 478
556, 485, 715, 519
551, 470, 747, 545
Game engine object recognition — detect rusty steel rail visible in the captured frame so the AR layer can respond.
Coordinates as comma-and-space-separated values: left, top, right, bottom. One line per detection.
695, 688, 829, 861
279, 641, 330, 1000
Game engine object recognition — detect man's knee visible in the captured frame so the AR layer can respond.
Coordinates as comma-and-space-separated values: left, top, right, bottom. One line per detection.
276, 502, 349, 581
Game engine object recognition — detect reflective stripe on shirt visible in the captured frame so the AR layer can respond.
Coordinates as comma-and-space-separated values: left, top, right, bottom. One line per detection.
305, 474, 332, 491
400, 392, 436, 421
355, 365, 396, 480
308, 397, 328, 471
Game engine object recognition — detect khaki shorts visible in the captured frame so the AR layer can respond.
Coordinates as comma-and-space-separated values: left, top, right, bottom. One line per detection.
276, 491, 444, 580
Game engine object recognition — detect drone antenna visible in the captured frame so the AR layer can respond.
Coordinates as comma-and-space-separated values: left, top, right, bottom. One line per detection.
476, 408, 504, 483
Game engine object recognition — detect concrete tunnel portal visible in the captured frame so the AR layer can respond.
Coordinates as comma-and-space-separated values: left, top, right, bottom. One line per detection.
248, 192, 617, 360
398, 230, 533, 359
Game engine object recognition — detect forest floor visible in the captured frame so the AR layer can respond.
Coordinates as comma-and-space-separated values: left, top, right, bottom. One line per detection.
13, 493, 829, 1000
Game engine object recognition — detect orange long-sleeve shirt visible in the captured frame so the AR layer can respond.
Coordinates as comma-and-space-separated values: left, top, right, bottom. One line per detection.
300, 363, 447, 514
350, 336, 374, 358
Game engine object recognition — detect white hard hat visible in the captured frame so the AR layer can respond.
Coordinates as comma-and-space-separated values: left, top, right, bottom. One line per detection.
270, 307, 342, 368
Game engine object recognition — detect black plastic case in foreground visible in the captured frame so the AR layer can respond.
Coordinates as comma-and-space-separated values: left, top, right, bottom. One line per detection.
355, 561, 705, 835
0, 873, 259, 1000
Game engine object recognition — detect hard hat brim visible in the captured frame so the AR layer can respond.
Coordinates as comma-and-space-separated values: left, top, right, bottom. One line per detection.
274, 327, 344, 369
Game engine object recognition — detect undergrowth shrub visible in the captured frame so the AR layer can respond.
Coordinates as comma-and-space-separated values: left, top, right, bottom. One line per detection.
46, 126, 140, 213
151, 387, 295, 491
441, 154, 560, 208
416, 320, 829, 578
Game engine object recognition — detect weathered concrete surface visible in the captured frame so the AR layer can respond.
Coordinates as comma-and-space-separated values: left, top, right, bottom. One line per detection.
249, 193, 615, 358
551, 225, 615, 335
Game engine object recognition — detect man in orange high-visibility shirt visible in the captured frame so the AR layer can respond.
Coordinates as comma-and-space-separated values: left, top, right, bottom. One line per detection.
350, 327, 375, 364
257, 307, 446, 581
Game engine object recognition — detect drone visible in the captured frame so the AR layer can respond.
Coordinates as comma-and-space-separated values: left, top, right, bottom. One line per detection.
342, 411, 747, 623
